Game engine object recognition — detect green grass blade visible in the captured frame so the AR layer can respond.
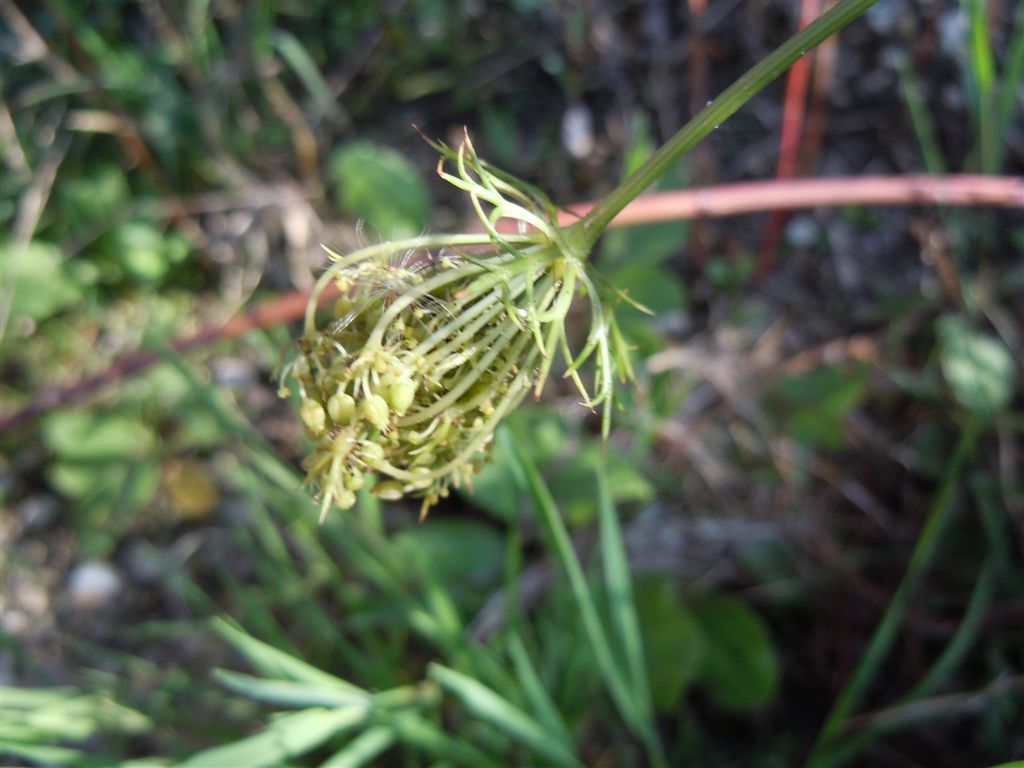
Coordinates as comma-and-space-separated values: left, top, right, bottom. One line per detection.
178, 707, 365, 768
822, 557, 995, 768
273, 30, 347, 124
319, 726, 396, 768
211, 618, 365, 697
895, 53, 947, 174
596, 466, 651, 717
964, 0, 998, 172
213, 670, 369, 710
905, 558, 995, 700
390, 712, 501, 767
506, 632, 575, 748
427, 663, 583, 768
995, 2, 1024, 169
511, 441, 662, 764
807, 420, 979, 767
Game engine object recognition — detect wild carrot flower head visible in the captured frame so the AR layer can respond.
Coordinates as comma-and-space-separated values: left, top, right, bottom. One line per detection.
283, 135, 636, 521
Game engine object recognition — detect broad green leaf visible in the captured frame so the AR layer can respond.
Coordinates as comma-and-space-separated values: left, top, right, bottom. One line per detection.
42, 410, 160, 523
549, 445, 654, 527
44, 410, 154, 460
771, 363, 869, 450
330, 142, 430, 239
635, 577, 705, 712
938, 315, 1015, 416
57, 164, 130, 231
691, 595, 779, 711
394, 519, 505, 591
601, 261, 687, 316
2, 240, 82, 325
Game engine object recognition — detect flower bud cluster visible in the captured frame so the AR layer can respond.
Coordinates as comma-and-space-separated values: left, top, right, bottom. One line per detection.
284, 136, 635, 521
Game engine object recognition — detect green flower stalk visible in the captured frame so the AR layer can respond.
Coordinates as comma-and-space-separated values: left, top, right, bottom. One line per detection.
283, 137, 635, 520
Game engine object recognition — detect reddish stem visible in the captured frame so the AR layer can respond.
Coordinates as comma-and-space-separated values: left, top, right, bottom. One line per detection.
2, 174, 1021, 435
758, 0, 821, 277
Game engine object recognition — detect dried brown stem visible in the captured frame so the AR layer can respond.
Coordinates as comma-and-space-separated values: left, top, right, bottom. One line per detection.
2, 174, 1021, 435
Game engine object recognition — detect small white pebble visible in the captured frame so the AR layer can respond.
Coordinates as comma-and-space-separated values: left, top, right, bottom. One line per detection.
562, 103, 595, 159
67, 560, 122, 609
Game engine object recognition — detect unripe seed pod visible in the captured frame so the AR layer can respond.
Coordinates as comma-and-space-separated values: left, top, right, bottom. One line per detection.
406, 467, 433, 489
300, 399, 327, 435
412, 450, 435, 467
327, 391, 356, 424
346, 472, 365, 491
361, 393, 390, 430
374, 480, 404, 500
331, 432, 352, 458
336, 488, 357, 509
387, 376, 417, 415
360, 442, 385, 467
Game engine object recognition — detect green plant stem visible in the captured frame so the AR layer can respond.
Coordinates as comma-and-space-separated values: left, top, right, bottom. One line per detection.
806, 420, 979, 767
564, 0, 879, 254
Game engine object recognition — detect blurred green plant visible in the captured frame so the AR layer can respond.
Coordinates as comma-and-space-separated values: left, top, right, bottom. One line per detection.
0, 684, 155, 767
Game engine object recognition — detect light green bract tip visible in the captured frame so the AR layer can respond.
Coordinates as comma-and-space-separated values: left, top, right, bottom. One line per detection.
282, 135, 637, 521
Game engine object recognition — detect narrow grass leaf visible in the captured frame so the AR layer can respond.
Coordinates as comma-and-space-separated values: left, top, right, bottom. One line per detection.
995, 2, 1024, 168
273, 30, 346, 122
213, 670, 368, 710
895, 55, 947, 174
319, 726, 396, 768
427, 663, 583, 768
511, 441, 662, 764
178, 707, 365, 768
211, 618, 364, 697
391, 712, 501, 767
506, 632, 574, 748
807, 421, 979, 766
964, 0, 998, 171
596, 465, 651, 716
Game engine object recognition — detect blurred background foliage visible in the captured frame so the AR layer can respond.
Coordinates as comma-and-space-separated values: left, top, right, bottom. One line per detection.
1, 0, 1022, 766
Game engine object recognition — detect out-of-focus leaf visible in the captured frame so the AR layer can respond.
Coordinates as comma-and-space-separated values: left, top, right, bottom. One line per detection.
938, 315, 1015, 416
691, 595, 779, 711
319, 725, 395, 768
43, 410, 160, 532
57, 164, 129, 231
213, 670, 366, 710
467, 407, 567, 519
211, 618, 365, 696
0, 686, 152, 767
771, 363, 869, 450
549, 444, 654, 527
3, 240, 82, 325
330, 142, 430, 239
427, 663, 583, 768
635, 577, 705, 712
44, 410, 153, 461
178, 707, 364, 768
506, 632, 574, 748
393, 519, 505, 597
